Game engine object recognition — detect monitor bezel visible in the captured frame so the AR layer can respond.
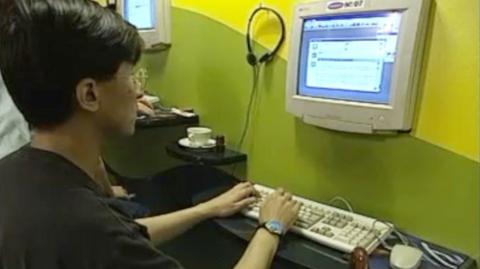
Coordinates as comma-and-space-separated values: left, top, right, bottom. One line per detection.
286, 0, 430, 132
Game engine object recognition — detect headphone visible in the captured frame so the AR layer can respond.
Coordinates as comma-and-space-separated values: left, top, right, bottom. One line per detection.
246, 6, 286, 66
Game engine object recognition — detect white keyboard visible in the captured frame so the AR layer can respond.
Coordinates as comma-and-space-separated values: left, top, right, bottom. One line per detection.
242, 184, 393, 254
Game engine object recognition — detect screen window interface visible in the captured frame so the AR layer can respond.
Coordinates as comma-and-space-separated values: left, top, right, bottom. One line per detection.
298, 11, 403, 104
124, 0, 156, 30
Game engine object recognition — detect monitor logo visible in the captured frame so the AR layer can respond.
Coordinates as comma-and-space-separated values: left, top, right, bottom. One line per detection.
327, 0, 365, 11
327, 2, 344, 10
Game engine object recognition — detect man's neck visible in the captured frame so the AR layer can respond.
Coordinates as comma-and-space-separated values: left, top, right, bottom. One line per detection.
31, 121, 103, 179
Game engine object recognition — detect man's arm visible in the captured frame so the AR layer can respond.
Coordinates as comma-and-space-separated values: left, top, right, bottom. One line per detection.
136, 182, 256, 244
234, 189, 300, 269
135, 205, 209, 244
234, 229, 280, 269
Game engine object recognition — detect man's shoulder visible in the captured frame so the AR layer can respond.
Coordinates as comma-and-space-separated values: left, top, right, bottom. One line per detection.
0, 146, 91, 189
0, 147, 124, 233
0, 146, 27, 169
1, 184, 134, 243
0, 147, 41, 196
0, 146, 48, 180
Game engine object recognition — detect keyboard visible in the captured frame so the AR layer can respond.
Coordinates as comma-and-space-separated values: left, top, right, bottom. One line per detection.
242, 184, 393, 254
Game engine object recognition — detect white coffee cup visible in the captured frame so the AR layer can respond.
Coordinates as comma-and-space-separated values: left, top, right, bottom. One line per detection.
187, 127, 212, 146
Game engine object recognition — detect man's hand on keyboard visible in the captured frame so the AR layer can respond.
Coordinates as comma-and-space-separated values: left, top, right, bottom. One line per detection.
259, 188, 301, 230
201, 182, 257, 218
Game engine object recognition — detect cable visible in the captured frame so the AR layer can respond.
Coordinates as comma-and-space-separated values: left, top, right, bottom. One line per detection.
370, 220, 394, 250
369, 220, 461, 269
326, 197, 408, 251
327, 197, 410, 249
231, 65, 261, 177
432, 249, 463, 265
325, 198, 408, 252
389, 225, 410, 246
421, 242, 462, 269
328, 196, 354, 213
370, 220, 410, 251
324, 197, 414, 255
237, 65, 260, 151
232, 4, 284, 177
369, 219, 462, 269
405, 240, 440, 266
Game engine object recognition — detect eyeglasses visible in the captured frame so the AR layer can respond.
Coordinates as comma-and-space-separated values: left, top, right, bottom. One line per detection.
131, 68, 148, 94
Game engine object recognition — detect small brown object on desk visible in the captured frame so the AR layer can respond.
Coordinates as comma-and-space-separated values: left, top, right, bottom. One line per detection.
350, 247, 369, 269
215, 135, 225, 153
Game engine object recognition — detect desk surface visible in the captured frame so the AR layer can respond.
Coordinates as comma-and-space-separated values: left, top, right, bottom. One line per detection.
185, 181, 477, 269
119, 165, 477, 269
165, 143, 247, 166
213, 216, 476, 269
136, 112, 199, 129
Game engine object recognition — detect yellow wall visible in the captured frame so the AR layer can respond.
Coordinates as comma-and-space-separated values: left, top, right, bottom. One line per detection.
172, 0, 480, 162
412, 0, 479, 161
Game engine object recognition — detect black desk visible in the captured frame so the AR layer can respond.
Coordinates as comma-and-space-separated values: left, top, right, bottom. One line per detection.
189, 182, 477, 269
136, 111, 247, 166
213, 216, 476, 269
116, 165, 477, 269
136, 112, 199, 129
166, 142, 247, 166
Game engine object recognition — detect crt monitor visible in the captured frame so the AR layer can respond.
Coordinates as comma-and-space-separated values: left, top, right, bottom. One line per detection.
117, 0, 171, 49
286, 0, 431, 134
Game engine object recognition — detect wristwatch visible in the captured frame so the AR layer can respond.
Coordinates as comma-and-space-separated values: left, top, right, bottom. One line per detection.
258, 220, 285, 237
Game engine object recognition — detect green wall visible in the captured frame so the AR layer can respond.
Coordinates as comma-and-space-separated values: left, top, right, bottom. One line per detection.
140, 8, 479, 259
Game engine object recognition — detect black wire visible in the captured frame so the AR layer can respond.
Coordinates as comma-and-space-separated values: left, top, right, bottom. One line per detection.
232, 65, 261, 177
237, 65, 260, 151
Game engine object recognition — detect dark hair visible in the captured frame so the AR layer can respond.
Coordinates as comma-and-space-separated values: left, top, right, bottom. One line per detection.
0, 0, 143, 128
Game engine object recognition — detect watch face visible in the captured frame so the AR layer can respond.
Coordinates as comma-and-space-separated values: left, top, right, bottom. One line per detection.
266, 220, 284, 235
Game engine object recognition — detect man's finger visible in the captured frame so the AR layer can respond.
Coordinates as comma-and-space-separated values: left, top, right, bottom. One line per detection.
235, 197, 256, 209
276, 188, 285, 196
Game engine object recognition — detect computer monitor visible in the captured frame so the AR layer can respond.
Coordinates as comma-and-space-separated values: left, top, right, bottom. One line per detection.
286, 0, 431, 134
117, 0, 171, 49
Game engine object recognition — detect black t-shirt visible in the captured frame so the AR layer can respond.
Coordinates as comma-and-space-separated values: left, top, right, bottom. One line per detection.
0, 146, 184, 269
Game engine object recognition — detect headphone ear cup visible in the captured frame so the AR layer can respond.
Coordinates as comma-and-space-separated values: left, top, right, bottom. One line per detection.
246, 53, 257, 66
258, 53, 271, 64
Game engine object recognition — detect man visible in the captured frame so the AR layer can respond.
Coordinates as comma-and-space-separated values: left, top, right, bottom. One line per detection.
1, 72, 136, 198
0, 1, 300, 269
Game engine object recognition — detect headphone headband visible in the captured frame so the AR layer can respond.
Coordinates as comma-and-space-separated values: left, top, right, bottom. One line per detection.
246, 6, 286, 66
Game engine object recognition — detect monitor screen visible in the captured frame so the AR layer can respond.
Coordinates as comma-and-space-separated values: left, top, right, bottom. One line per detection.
297, 11, 403, 104
124, 0, 156, 30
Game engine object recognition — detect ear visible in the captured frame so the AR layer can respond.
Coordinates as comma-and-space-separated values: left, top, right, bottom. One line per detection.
75, 78, 100, 112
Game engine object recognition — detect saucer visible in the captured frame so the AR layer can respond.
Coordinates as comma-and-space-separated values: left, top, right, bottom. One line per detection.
178, 138, 216, 149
